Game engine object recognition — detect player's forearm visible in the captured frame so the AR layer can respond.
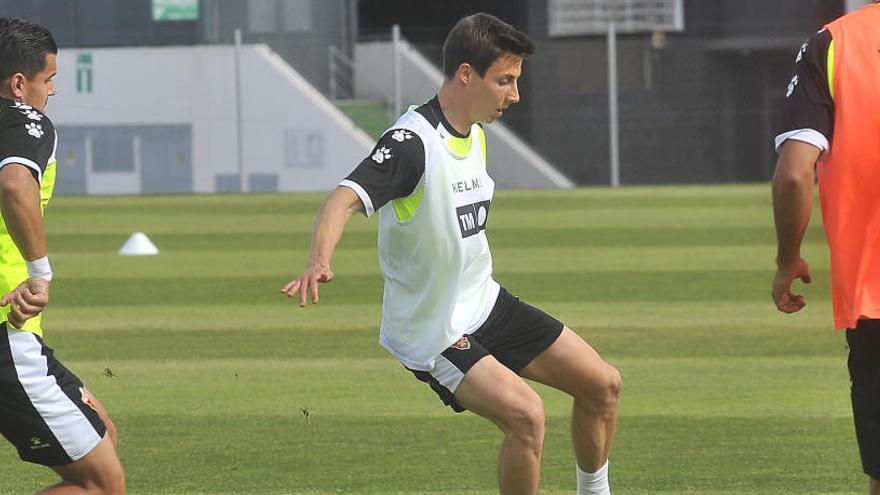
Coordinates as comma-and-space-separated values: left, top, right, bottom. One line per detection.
0, 166, 46, 261
773, 182, 811, 265
308, 187, 361, 266
772, 143, 818, 266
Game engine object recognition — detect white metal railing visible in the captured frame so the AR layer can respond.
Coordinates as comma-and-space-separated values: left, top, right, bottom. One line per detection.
548, 0, 684, 36
328, 44, 355, 100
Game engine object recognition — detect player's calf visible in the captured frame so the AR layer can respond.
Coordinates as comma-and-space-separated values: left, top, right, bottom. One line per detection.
493, 394, 545, 495
571, 363, 621, 477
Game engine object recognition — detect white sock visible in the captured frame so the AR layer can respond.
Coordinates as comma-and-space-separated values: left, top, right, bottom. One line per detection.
577, 460, 610, 495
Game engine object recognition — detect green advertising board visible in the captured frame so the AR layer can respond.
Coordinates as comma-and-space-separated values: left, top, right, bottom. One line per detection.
152, 0, 199, 22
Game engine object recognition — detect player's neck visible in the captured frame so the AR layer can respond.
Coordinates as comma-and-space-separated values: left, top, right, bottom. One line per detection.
437, 84, 474, 136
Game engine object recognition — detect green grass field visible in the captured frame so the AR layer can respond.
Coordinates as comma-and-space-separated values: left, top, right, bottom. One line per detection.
0, 185, 863, 494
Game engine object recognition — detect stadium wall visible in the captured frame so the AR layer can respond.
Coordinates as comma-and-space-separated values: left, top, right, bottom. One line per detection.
50, 45, 372, 195
0, 0, 354, 99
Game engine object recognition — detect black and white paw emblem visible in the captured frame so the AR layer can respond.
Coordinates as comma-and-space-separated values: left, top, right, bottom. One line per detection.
391, 130, 413, 143
785, 74, 799, 98
372, 146, 392, 164
21, 109, 42, 121
25, 122, 43, 139
795, 41, 808, 63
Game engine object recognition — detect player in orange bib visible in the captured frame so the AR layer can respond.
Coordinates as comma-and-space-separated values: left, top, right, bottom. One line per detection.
772, 2, 880, 493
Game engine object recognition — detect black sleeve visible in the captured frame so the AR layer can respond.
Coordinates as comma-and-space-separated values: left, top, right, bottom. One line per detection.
0, 102, 55, 183
343, 128, 425, 215
777, 29, 834, 141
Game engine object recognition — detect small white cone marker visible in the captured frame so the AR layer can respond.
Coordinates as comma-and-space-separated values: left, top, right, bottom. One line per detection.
118, 232, 159, 256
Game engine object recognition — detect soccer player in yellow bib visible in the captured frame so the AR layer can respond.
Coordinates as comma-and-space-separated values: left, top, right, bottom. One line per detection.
0, 126, 55, 335
0, 17, 125, 495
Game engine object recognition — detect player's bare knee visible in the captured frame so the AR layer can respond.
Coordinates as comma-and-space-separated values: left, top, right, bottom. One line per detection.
95, 464, 125, 495
607, 365, 623, 400
106, 472, 126, 495
598, 365, 622, 410
502, 397, 545, 453
69, 467, 124, 495
577, 364, 622, 414
86, 451, 125, 495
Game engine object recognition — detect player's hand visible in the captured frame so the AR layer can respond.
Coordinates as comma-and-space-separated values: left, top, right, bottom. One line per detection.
281, 261, 335, 308
1, 277, 50, 328
772, 257, 812, 314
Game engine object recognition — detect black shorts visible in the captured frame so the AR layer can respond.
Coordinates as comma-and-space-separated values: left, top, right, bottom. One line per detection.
407, 287, 564, 413
847, 319, 880, 479
0, 323, 106, 466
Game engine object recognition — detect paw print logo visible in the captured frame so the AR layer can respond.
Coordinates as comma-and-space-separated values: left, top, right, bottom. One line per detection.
21, 109, 42, 121
795, 41, 807, 63
372, 146, 392, 164
391, 130, 413, 143
25, 122, 43, 139
785, 74, 799, 98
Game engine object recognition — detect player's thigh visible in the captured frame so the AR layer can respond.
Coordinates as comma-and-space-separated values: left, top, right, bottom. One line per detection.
520, 326, 621, 399
454, 354, 544, 431
49, 435, 124, 492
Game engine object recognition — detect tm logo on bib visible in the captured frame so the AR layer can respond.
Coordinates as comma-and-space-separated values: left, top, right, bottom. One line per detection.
456, 200, 491, 238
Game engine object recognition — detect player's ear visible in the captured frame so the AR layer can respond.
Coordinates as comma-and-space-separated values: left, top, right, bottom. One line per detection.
8, 73, 26, 100
457, 63, 473, 86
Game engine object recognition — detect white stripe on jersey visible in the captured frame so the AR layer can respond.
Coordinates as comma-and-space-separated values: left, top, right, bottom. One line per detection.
774, 128, 829, 154
48, 129, 58, 166
0, 156, 43, 183
7, 328, 101, 461
339, 179, 375, 217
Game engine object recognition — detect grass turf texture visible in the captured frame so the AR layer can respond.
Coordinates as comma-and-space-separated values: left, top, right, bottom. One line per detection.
0, 185, 863, 494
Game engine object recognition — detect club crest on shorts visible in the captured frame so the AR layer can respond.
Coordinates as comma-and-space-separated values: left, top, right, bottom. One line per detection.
450, 336, 471, 351
79, 387, 98, 412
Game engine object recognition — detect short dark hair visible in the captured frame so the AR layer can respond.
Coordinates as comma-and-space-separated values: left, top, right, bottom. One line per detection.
442, 13, 535, 79
0, 17, 57, 82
